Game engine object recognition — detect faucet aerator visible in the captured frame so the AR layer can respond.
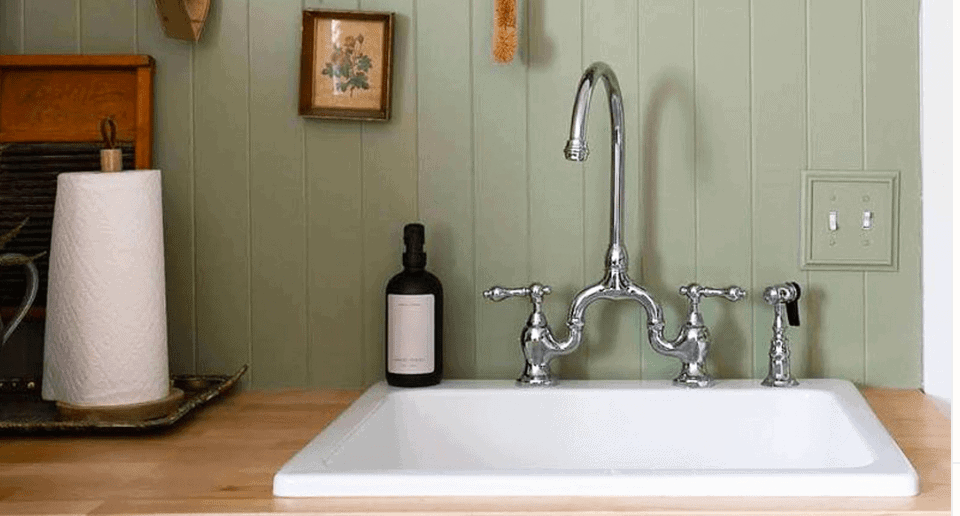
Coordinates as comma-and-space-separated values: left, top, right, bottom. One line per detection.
563, 140, 589, 161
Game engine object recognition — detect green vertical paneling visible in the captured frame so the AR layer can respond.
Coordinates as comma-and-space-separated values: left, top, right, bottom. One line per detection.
0, 1, 22, 54
416, 0, 475, 379
193, 0, 251, 384
526, 0, 583, 380
79, 0, 136, 53
581, 0, 640, 380
303, 0, 364, 389
304, 118, 364, 388
807, 0, 863, 172
359, 0, 418, 386
863, 0, 921, 387
806, 0, 864, 383
751, 0, 808, 378
136, 0, 196, 376
694, 0, 752, 378
249, 0, 307, 388
472, 0, 529, 380
23, 0, 77, 53
638, 0, 695, 380
9, 0, 923, 389
805, 271, 864, 379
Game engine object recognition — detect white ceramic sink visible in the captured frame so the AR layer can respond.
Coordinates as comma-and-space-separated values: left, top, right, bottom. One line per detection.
273, 380, 918, 497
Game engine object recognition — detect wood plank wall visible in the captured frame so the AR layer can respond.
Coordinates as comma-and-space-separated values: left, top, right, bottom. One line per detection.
0, 0, 922, 389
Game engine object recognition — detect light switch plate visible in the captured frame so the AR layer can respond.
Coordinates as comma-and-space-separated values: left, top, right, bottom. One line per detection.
800, 170, 899, 271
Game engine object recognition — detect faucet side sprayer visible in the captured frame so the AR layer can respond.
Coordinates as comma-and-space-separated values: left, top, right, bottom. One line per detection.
761, 282, 802, 387
483, 62, 745, 388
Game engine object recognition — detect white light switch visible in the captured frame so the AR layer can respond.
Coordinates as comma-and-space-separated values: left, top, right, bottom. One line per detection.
829, 211, 838, 231
862, 210, 873, 230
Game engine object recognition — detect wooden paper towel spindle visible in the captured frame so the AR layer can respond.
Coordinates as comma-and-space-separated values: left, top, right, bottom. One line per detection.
100, 117, 122, 173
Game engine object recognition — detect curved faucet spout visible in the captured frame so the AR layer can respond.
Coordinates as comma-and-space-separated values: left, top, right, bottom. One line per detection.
564, 62, 628, 273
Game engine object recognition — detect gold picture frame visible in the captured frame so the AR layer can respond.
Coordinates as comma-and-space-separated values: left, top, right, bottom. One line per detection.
299, 9, 394, 121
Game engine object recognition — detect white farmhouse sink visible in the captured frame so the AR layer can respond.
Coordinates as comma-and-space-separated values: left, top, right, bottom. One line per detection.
273, 380, 918, 497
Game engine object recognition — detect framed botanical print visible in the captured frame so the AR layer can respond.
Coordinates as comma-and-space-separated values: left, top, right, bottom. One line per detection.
299, 9, 395, 121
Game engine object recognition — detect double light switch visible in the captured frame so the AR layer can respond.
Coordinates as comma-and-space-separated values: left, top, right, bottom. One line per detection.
801, 171, 900, 271
827, 209, 872, 231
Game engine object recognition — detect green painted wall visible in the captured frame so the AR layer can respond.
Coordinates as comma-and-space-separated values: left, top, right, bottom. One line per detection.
1, 0, 921, 389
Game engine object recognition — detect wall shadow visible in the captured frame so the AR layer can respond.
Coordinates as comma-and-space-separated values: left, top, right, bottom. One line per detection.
525, 0, 556, 70
639, 70, 698, 338
802, 284, 824, 378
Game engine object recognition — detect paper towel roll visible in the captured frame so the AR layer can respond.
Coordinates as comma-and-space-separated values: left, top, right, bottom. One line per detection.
42, 170, 169, 407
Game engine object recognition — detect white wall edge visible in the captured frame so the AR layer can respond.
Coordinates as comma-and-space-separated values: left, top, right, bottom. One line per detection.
919, 0, 952, 419
927, 394, 951, 420
948, 9, 960, 507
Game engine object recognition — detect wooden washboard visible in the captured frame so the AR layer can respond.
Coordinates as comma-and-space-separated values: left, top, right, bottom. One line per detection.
0, 55, 154, 319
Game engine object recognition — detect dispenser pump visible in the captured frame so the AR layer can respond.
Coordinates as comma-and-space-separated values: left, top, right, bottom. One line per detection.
403, 223, 426, 269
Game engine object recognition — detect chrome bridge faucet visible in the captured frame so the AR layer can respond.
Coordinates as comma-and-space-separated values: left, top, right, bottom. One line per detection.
482, 62, 745, 388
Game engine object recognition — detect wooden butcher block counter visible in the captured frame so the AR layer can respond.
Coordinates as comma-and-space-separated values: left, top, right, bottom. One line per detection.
0, 386, 949, 515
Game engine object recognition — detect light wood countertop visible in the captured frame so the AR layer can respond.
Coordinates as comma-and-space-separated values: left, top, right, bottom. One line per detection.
0, 386, 949, 516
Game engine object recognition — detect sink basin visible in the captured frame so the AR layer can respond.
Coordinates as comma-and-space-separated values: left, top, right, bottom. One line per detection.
273, 379, 918, 497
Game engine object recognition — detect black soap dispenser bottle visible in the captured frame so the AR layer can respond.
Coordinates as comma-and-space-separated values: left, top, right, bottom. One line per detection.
385, 223, 443, 387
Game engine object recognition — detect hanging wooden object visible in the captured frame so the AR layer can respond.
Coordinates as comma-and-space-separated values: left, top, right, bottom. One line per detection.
154, 0, 211, 41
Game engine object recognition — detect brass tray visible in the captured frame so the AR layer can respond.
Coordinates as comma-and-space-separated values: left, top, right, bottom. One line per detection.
0, 365, 246, 434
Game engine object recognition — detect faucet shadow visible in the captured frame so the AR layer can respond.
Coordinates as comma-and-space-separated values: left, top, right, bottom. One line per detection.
706, 301, 749, 378
572, 298, 631, 377
639, 71, 698, 354
802, 284, 824, 378
553, 284, 588, 379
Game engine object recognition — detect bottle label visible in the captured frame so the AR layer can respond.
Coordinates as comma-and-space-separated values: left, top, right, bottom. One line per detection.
387, 294, 435, 375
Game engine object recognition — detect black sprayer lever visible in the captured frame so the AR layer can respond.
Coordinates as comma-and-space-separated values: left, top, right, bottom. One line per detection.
785, 281, 801, 327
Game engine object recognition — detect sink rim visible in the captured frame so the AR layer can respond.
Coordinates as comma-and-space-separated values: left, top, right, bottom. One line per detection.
274, 379, 919, 497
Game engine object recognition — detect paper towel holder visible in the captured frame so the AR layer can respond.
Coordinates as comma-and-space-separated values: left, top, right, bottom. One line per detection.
56, 387, 186, 423
42, 170, 171, 414
99, 117, 122, 173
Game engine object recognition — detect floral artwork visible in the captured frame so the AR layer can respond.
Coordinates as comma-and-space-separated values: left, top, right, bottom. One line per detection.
321, 34, 373, 96
301, 10, 393, 120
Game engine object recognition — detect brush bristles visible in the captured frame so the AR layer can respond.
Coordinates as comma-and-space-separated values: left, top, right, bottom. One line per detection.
493, 26, 517, 63
493, 0, 517, 63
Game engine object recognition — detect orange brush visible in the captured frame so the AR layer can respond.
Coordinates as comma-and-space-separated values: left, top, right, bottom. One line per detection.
493, 0, 517, 63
